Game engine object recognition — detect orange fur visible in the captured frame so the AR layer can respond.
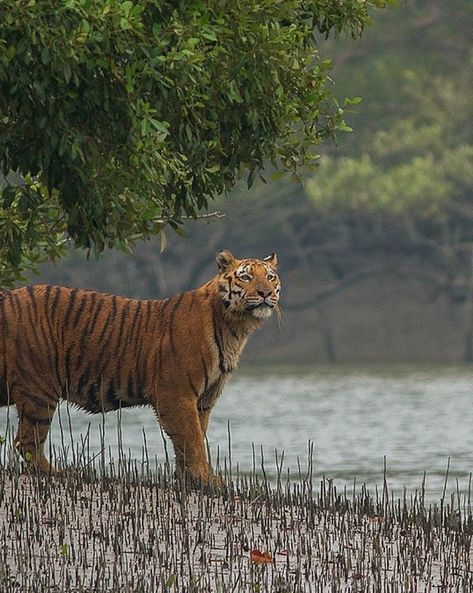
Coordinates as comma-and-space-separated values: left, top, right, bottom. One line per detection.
0, 250, 280, 481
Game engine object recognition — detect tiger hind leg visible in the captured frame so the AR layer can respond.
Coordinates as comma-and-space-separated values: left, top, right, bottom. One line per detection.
15, 397, 60, 474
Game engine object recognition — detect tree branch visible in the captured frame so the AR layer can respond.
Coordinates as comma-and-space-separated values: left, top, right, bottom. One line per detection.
155, 211, 226, 224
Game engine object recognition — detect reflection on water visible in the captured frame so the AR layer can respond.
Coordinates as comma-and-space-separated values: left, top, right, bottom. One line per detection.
1, 365, 473, 500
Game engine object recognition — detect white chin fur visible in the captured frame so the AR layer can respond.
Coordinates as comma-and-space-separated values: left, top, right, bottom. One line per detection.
252, 306, 273, 319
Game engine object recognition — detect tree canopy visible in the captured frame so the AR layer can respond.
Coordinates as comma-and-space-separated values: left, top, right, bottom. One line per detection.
0, 0, 388, 286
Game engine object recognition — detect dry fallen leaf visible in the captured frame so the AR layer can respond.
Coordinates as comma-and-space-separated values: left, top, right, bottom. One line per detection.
250, 549, 272, 564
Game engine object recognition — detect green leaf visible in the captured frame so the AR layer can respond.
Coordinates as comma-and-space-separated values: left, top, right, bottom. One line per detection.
166, 574, 176, 588
344, 96, 362, 106
63, 61, 72, 84
174, 226, 187, 238
143, 206, 161, 219
41, 47, 50, 65
2, 186, 17, 208
160, 229, 167, 253
121, 1, 133, 17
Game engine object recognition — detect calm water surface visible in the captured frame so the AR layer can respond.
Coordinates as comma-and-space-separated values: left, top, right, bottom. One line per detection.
2, 365, 473, 500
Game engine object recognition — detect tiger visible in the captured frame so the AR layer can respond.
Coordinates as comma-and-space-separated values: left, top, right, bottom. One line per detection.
0, 249, 280, 483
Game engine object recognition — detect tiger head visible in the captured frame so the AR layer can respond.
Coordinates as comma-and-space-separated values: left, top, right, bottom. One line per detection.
216, 249, 281, 320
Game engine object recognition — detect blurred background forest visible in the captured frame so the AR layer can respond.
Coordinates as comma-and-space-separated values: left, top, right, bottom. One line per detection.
38, 0, 473, 365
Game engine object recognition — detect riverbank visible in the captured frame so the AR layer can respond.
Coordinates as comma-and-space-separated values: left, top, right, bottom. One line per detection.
1, 460, 472, 592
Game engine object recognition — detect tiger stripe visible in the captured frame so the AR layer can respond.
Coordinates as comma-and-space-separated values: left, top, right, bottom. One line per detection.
212, 314, 226, 374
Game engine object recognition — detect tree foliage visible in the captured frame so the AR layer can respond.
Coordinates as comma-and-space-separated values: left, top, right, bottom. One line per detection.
305, 42, 473, 353
0, 0, 387, 286
307, 56, 473, 238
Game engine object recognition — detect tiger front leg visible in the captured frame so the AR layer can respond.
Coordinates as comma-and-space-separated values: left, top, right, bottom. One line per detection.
157, 397, 210, 485
15, 398, 61, 474
198, 405, 226, 488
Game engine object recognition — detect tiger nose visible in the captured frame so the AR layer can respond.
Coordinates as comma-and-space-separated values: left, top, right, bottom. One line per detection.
257, 289, 271, 298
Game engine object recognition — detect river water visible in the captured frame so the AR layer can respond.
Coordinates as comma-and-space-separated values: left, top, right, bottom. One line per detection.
1, 365, 473, 501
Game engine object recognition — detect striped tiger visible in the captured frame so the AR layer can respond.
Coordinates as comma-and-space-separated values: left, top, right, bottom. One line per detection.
0, 249, 280, 482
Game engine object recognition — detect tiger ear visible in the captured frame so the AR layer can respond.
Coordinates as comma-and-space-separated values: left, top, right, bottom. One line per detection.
263, 253, 278, 268
216, 249, 237, 271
